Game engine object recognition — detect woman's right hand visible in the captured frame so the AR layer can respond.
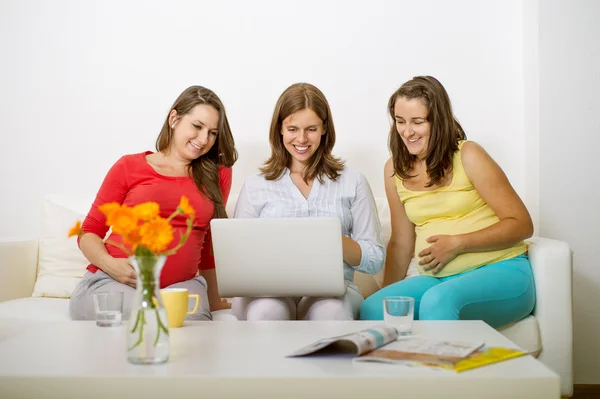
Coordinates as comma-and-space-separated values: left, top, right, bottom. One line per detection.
78, 233, 136, 287
103, 257, 137, 287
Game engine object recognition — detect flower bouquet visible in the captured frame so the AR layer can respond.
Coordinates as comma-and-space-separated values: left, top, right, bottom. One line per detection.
69, 196, 195, 364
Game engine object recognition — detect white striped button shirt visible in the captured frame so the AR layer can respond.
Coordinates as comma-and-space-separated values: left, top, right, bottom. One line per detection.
233, 167, 385, 287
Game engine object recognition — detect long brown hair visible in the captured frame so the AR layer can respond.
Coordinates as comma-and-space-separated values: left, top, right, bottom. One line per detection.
156, 86, 237, 218
260, 83, 344, 183
388, 76, 466, 187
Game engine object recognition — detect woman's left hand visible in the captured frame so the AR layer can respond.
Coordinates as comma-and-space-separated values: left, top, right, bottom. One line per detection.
210, 298, 232, 311
418, 235, 463, 274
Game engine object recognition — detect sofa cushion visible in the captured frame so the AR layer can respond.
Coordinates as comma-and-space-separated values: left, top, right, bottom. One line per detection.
0, 297, 71, 321
32, 195, 93, 298
497, 314, 542, 356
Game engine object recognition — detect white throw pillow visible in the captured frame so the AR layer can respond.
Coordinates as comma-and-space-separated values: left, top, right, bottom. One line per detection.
32, 195, 93, 298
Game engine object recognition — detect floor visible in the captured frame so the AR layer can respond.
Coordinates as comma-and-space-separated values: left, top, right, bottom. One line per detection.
568, 385, 600, 399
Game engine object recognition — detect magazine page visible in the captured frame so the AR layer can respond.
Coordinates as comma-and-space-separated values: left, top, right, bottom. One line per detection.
357, 345, 527, 372
287, 325, 398, 357
449, 346, 528, 372
354, 337, 485, 366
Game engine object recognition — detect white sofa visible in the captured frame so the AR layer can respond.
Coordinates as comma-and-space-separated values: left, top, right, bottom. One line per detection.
0, 195, 574, 397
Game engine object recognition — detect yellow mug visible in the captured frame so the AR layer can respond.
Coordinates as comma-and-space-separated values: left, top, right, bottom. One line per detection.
160, 288, 200, 328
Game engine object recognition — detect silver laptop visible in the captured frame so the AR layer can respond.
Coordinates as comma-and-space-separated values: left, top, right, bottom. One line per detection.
210, 217, 346, 297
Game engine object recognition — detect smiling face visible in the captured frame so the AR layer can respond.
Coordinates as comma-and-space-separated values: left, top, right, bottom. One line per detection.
169, 104, 219, 162
280, 108, 325, 170
393, 96, 431, 160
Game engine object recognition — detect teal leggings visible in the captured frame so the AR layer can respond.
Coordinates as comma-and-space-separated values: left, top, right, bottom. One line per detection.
359, 254, 535, 328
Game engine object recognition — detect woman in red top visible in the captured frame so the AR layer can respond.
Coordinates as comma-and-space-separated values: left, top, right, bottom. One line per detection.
69, 86, 237, 321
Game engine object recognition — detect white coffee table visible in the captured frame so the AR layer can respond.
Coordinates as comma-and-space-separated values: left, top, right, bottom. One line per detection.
0, 318, 559, 398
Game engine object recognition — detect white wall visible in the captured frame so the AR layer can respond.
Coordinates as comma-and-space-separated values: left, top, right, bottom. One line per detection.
0, 0, 529, 240
538, 0, 600, 384
521, 0, 540, 231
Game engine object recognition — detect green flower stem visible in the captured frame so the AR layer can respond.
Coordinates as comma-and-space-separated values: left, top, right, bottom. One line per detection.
129, 253, 169, 351
104, 239, 133, 257
161, 217, 193, 257
130, 308, 142, 333
129, 310, 146, 351
153, 308, 169, 346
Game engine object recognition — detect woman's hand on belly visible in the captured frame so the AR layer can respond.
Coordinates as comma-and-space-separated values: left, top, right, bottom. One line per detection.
418, 234, 464, 275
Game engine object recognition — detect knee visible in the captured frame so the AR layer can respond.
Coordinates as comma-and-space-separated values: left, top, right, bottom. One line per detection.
68, 296, 94, 321
305, 300, 353, 321
419, 289, 459, 321
360, 295, 384, 320
246, 299, 292, 321
186, 309, 212, 321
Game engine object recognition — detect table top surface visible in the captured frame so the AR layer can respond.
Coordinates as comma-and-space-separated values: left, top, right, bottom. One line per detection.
0, 318, 558, 381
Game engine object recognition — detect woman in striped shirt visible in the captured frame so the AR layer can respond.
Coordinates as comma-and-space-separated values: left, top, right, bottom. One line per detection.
232, 83, 385, 320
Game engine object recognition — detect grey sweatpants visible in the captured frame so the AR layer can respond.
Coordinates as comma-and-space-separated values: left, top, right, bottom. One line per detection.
69, 270, 212, 321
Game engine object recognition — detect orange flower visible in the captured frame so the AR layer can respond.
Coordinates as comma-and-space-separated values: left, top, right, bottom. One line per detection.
122, 227, 142, 251
107, 206, 138, 236
70, 197, 196, 256
68, 221, 82, 237
178, 196, 195, 216
98, 202, 121, 218
133, 202, 160, 220
139, 217, 174, 253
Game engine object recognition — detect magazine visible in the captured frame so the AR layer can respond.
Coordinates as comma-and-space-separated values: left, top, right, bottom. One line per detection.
354, 337, 485, 366
287, 325, 527, 372
442, 347, 528, 372
286, 325, 399, 357
354, 338, 528, 372
287, 326, 483, 359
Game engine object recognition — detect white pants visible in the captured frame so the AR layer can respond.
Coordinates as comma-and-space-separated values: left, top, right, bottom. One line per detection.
232, 286, 364, 321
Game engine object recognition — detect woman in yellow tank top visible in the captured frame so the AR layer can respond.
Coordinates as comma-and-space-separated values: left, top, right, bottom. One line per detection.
360, 76, 535, 328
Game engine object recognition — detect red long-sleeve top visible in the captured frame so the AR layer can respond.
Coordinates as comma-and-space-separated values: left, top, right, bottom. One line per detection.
79, 151, 232, 288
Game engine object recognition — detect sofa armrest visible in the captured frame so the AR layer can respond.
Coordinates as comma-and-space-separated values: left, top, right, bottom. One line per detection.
0, 240, 39, 302
527, 236, 573, 397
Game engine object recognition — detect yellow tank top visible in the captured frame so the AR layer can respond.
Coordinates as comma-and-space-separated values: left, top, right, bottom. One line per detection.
395, 140, 527, 277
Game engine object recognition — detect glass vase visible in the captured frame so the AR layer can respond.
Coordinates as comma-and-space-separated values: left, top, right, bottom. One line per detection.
127, 255, 169, 364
